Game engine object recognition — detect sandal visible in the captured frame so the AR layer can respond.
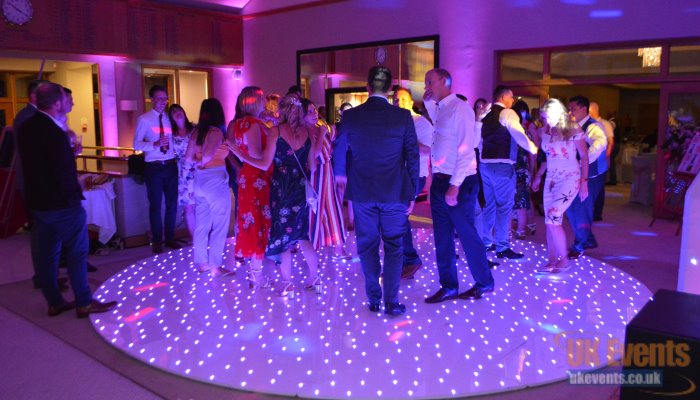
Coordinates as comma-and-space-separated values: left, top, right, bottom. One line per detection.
247, 268, 270, 288
304, 276, 323, 294
279, 280, 295, 298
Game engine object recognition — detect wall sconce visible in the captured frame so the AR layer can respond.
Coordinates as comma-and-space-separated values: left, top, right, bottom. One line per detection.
233, 69, 242, 80
637, 47, 662, 68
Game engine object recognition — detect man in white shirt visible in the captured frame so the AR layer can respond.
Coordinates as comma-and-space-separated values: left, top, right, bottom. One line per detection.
480, 86, 537, 260
589, 102, 614, 221
422, 68, 494, 304
394, 87, 433, 279
566, 96, 608, 259
133, 85, 181, 254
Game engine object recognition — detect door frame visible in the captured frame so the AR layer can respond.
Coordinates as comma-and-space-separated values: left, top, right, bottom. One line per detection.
655, 82, 700, 217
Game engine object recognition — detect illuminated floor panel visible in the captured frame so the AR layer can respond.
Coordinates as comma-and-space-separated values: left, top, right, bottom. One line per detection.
91, 228, 651, 399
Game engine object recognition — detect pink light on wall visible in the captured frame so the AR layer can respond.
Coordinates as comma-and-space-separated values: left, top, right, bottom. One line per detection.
212, 67, 246, 123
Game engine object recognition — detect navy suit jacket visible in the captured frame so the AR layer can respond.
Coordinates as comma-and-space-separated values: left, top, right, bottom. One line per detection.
332, 96, 419, 203
17, 112, 83, 211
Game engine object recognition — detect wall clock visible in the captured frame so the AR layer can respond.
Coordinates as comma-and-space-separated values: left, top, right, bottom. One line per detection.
2, 0, 33, 26
374, 47, 387, 65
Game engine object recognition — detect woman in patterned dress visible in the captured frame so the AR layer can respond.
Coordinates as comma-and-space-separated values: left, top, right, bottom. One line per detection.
169, 104, 196, 241
227, 87, 274, 287
301, 98, 348, 259
229, 95, 321, 297
511, 100, 538, 239
531, 99, 588, 273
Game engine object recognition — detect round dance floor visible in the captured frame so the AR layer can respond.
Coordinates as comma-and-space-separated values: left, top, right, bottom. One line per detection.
90, 228, 652, 399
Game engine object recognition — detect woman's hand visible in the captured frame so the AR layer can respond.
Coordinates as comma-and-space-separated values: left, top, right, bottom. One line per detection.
531, 174, 542, 192
579, 181, 589, 201
226, 139, 242, 157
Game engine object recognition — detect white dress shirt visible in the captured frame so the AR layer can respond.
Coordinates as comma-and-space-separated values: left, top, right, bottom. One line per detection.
412, 113, 433, 178
133, 109, 175, 162
578, 115, 607, 164
425, 93, 477, 186
480, 102, 538, 164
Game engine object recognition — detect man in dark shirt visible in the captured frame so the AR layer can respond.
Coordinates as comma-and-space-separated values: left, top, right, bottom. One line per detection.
17, 82, 116, 318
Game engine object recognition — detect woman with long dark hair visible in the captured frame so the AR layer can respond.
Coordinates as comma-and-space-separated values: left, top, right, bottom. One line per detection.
185, 98, 230, 276
168, 104, 196, 241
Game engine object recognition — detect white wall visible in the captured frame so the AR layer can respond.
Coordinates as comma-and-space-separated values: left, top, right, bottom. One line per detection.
244, 0, 700, 105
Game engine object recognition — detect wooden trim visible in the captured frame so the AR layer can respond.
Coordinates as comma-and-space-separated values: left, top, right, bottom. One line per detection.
243, 0, 347, 20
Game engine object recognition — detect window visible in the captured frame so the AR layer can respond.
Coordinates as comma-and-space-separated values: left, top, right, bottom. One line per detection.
499, 52, 544, 81
670, 45, 700, 75
551, 48, 661, 79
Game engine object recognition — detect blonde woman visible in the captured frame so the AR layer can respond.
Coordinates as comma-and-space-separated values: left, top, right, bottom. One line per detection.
531, 99, 588, 272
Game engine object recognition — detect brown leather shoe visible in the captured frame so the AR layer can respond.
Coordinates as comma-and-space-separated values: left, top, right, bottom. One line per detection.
48, 301, 76, 317
152, 242, 163, 254
401, 263, 423, 279
76, 300, 117, 318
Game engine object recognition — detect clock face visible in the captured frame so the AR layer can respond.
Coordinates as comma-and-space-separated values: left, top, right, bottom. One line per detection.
375, 47, 387, 64
2, 0, 33, 26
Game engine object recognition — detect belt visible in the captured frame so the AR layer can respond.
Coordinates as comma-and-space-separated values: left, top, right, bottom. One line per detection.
147, 159, 177, 165
433, 173, 452, 180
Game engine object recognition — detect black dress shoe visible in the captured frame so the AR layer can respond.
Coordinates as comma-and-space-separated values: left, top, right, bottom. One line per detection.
458, 286, 494, 300
485, 244, 496, 252
488, 260, 499, 269
152, 242, 163, 254
401, 263, 422, 279
48, 301, 76, 317
496, 248, 524, 260
384, 302, 406, 316
425, 288, 458, 304
568, 249, 583, 259
76, 300, 118, 318
368, 302, 380, 312
165, 240, 182, 250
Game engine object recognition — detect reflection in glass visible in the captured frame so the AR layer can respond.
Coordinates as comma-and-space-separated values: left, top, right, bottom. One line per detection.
551, 48, 661, 78
670, 45, 700, 75
500, 52, 544, 81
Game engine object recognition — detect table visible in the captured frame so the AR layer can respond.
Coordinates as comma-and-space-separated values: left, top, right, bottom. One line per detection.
81, 180, 117, 244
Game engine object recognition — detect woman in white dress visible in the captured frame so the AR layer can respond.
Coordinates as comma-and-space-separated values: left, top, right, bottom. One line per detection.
531, 99, 589, 272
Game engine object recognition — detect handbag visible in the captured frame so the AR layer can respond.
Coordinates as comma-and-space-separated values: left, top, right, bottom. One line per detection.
127, 152, 146, 183
290, 140, 319, 214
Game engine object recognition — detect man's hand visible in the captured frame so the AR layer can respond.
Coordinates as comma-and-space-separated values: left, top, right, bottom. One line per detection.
406, 200, 415, 216
157, 136, 169, 147
335, 175, 347, 198
579, 181, 589, 201
445, 185, 459, 206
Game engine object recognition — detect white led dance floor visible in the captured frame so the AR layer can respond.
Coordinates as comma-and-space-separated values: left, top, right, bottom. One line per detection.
91, 228, 652, 399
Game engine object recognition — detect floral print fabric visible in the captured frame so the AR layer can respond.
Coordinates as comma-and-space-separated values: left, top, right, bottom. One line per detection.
541, 131, 583, 225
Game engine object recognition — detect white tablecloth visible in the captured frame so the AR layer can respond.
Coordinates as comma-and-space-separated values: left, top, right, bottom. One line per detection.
82, 181, 117, 244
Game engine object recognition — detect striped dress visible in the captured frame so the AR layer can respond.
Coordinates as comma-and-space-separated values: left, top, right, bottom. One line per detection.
309, 123, 346, 250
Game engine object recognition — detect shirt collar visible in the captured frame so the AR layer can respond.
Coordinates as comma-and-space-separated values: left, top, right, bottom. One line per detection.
436, 93, 457, 107
38, 110, 67, 130
151, 109, 165, 117
578, 114, 591, 127
369, 94, 389, 102
494, 102, 506, 108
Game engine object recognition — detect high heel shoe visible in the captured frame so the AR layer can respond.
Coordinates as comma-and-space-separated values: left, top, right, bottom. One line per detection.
515, 230, 526, 240
247, 268, 270, 288
279, 280, 295, 298
536, 259, 558, 274
304, 276, 323, 294
527, 223, 537, 236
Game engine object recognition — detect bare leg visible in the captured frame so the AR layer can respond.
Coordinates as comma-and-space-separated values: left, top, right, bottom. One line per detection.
550, 224, 568, 261
516, 208, 527, 237
299, 240, 319, 280
545, 224, 557, 263
347, 200, 355, 230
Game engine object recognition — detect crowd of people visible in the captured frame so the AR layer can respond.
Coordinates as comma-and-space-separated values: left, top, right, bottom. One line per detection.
15, 64, 613, 318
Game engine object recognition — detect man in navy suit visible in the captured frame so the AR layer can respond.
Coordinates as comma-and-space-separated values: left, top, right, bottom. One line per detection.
333, 66, 419, 316
17, 82, 117, 318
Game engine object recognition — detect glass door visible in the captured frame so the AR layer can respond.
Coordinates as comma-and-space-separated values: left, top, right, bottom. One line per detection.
655, 83, 700, 217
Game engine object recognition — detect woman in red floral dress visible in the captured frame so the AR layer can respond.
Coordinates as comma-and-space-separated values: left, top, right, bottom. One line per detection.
227, 86, 273, 287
